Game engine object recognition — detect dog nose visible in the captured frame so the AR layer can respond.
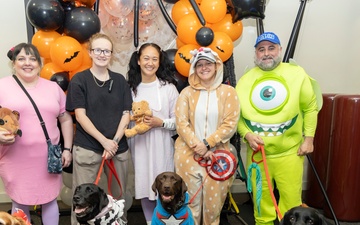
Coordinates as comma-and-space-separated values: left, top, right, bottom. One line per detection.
164, 184, 170, 191
73, 196, 80, 203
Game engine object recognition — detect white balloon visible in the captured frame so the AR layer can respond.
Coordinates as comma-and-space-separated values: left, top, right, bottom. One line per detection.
60, 186, 73, 207
62, 171, 72, 188
105, 13, 134, 45
139, 0, 159, 21
102, 0, 134, 18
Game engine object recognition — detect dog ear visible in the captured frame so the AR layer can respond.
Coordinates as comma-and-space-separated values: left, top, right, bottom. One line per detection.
151, 177, 158, 195
99, 190, 109, 209
279, 210, 290, 225
316, 211, 328, 225
181, 178, 187, 194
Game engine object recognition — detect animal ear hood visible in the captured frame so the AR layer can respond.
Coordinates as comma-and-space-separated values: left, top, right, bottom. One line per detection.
188, 47, 224, 90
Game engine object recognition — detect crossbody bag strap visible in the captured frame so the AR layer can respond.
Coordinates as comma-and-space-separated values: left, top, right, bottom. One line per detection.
13, 75, 50, 141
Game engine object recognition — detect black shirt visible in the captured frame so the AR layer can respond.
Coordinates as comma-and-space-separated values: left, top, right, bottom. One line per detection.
66, 69, 132, 154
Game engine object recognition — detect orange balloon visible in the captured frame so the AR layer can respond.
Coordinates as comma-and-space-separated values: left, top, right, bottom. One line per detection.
81, 47, 92, 69
199, 0, 227, 24
76, 0, 96, 8
32, 30, 61, 59
42, 58, 52, 65
50, 36, 84, 71
177, 13, 202, 45
210, 14, 243, 41
174, 44, 199, 77
40, 62, 64, 80
209, 32, 234, 62
176, 38, 186, 49
171, 1, 194, 25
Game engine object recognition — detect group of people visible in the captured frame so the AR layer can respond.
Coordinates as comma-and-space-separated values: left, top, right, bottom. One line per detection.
0, 31, 321, 225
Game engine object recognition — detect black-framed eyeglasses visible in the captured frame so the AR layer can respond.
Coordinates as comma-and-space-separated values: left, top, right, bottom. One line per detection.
91, 48, 112, 56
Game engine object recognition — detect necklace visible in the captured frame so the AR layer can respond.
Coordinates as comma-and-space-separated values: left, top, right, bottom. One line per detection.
92, 73, 108, 87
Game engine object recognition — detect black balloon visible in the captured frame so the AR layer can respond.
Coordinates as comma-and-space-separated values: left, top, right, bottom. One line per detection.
50, 72, 70, 92
64, 7, 101, 43
226, 0, 266, 23
173, 71, 189, 93
26, 0, 65, 31
164, 49, 177, 71
196, 27, 214, 46
163, 0, 179, 3
59, 0, 76, 13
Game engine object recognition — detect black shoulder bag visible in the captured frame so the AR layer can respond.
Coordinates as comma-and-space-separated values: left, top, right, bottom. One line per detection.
13, 75, 62, 174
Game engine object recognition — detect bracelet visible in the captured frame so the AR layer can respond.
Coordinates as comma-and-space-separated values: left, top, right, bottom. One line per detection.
63, 147, 72, 152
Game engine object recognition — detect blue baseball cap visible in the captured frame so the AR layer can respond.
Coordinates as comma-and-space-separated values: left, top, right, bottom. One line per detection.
254, 32, 281, 47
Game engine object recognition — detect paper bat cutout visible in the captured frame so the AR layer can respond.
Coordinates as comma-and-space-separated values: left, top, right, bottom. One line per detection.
64, 51, 80, 63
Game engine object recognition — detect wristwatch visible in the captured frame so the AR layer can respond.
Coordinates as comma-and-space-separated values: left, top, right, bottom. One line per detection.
203, 139, 211, 150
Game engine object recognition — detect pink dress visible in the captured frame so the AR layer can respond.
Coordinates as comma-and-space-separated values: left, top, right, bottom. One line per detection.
0, 76, 65, 205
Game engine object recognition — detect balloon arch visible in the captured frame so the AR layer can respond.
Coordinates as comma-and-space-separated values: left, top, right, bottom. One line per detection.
24, 0, 266, 89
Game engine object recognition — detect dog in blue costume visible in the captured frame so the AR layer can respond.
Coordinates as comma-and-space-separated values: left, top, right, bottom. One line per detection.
151, 172, 194, 224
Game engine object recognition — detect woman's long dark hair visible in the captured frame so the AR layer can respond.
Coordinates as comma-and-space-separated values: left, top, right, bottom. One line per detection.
127, 43, 177, 96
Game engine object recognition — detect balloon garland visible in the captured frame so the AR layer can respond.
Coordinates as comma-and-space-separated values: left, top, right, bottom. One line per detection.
25, 0, 265, 89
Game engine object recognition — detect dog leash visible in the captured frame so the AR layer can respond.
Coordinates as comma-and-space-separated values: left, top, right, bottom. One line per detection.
94, 156, 123, 199
248, 145, 283, 220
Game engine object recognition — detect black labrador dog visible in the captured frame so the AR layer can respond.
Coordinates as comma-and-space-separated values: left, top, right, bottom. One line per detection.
280, 206, 328, 225
151, 172, 194, 224
73, 183, 126, 225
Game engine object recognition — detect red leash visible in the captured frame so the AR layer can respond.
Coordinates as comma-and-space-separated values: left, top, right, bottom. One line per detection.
94, 157, 123, 199
252, 145, 283, 220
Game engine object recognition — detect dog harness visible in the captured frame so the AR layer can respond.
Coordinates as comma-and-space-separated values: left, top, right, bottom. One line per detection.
87, 195, 127, 225
152, 192, 194, 225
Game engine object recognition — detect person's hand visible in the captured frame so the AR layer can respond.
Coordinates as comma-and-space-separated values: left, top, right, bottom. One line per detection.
102, 151, 113, 160
62, 150, 72, 168
192, 141, 208, 156
202, 150, 214, 160
298, 137, 314, 156
102, 139, 118, 157
0, 130, 15, 145
245, 132, 264, 151
143, 115, 162, 128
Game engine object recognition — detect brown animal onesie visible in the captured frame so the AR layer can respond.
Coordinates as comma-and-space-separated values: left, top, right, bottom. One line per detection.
174, 48, 240, 225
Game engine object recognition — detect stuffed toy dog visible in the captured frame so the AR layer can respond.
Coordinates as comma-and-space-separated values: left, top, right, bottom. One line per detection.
0, 105, 22, 137
125, 100, 152, 138
0, 208, 31, 225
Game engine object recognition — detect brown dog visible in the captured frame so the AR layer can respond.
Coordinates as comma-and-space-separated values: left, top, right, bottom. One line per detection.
0, 211, 29, 225
151, 172, 194, 224
280, 206, 328, 225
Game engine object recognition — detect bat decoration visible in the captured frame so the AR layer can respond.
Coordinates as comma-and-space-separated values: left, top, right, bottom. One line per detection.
178, 53, 190, 63
64, 51, 80, 63
215, 46, 225, 53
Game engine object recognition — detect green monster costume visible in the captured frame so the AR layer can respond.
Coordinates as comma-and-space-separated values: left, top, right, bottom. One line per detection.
236, 60, 322, 225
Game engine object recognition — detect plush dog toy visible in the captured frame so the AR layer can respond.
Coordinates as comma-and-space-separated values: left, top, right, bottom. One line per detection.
0, 208, 31, 225
125, 100, 152, 138
0, 105, 22, 137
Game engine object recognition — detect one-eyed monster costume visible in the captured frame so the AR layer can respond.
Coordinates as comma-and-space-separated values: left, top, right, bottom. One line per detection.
236, 60, 322, 225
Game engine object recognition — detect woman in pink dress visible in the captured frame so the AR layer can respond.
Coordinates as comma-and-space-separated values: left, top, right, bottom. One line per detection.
0, 43, 73, 225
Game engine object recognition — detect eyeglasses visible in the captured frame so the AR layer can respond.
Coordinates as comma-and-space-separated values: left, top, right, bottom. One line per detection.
91, 48, 112, 56
195, 61, 215, 69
